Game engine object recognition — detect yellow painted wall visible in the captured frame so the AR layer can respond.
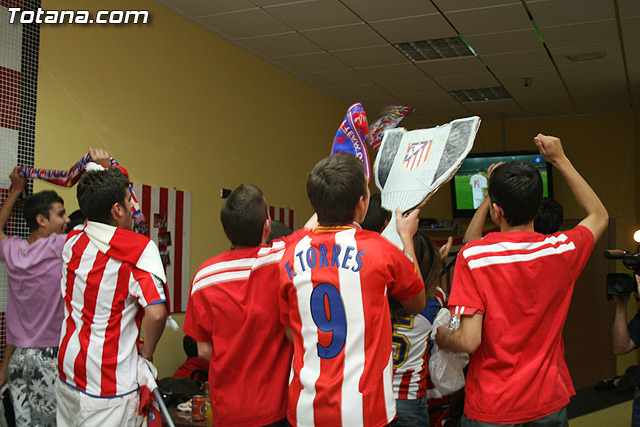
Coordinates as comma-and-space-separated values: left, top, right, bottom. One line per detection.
33, 1, 638, 380
35, 0, 346, 377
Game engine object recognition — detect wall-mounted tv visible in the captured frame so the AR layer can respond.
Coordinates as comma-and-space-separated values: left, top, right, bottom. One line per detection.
450, 150, 553, 218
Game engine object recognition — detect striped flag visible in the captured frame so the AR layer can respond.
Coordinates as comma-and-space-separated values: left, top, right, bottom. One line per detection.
132, 183, 191, 313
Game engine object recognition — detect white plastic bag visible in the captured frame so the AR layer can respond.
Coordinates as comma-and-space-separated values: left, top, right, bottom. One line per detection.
429, 308, 469, 395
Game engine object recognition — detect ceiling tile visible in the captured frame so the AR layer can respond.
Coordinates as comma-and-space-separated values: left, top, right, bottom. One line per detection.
549, 42, 621, 67
355, 63, 426, 83
526, 0, 615, 26
329, 45, 409, 68
576, 100, 631, 114
264, 0, 361, 31
369, 14, 457, 43
302, 69, 371, 87
155, 0, 255, 17
573, 90, 630, 105
198, 8, 291, 38
428, 113, 474, 125
325, 83, 390, 100
538, 20, 619, 48
238, 32, 322, 57
463, 99, 522, 115
377, 78, 442, 96
433, 0, 520, 13
432, 73, 500, 91
415, 56, 487, 79
464, 29, 542, 56
523, 106, 577, 118
518, 95, 573, 110
273, 52, 350, 74
447, 4, 533, 35
301, 23, 387, 51
565, 74, 628, 94
621, 17, 640, 43
482, 49, 551, 72
617, 0, 640, 18
340, 0, 436, 21
628, 58, 640, 89
497, 67, 565, 97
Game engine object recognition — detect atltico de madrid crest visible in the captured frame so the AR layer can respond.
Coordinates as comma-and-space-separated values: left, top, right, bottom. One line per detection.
402, 140, 433, 171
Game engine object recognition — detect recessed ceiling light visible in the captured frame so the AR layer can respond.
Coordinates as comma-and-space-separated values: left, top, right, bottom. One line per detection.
565, 51, 607, 62
449, 86, 511, 103
394, 37, 475, 62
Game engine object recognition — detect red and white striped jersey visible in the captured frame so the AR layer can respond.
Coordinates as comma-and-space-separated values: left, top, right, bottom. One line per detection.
391, 287, 443, 400
448, 226, 594, 424
58, 222, 166, 397
183, 232, 304, 427
279, 224, 424, 427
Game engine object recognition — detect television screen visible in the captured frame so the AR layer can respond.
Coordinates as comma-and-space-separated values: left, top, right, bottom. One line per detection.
450, 150, 553, 217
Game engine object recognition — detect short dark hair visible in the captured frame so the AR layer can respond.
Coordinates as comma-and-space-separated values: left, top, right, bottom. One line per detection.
307, 153, 367, 226
66, 209, 87, 233
23, 190, 64, 232
267, 220, 292, 244
534, 197, 564, 234
220, 184, 268, 247
77, 168, 130, 224
360, 193, 390, 233
489, 161, 543, 227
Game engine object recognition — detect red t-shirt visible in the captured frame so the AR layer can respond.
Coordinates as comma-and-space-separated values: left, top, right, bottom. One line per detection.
448, 226, 594, 423
279, 224, 424, 427
183, 233, 302, 427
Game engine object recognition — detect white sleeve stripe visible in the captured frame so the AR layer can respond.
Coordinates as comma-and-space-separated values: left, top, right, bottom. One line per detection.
191, 270, 251, 294
462, 233, 569, 259
467, 242, 576, 270
192, 258, 257, 282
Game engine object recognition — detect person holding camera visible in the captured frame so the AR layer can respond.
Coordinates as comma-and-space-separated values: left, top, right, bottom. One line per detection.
612, 273, 640, 427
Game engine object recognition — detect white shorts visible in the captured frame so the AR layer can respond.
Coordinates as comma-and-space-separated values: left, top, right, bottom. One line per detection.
55, 378, 140, 427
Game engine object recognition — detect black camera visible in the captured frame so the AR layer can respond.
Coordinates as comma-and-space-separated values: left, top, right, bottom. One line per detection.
604, 249, 640, 299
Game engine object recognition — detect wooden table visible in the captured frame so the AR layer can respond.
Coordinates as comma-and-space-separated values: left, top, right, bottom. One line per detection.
163, 407, 212, 427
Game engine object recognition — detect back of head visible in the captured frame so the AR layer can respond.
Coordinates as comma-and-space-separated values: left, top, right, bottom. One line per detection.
77, 168, 129, 225
220, 184, 268, 247
534, 197, 564, 234
267, 220, 293, 244
390, 232, 442, 316
488, 161, 543, 227
307, 153, 367, 226
23, 190, 64, 232
360, 193, 390, 233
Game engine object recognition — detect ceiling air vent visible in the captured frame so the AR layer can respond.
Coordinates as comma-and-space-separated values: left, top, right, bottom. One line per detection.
449, 86, 511, 103
394, 37, 475, 62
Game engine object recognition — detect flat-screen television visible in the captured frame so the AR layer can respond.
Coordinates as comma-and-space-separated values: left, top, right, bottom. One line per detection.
450, 150, 553, 217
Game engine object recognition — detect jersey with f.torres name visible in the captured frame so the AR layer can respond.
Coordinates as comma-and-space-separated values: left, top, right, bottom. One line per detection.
448, 226, 594, 424
279, 223, 424, 427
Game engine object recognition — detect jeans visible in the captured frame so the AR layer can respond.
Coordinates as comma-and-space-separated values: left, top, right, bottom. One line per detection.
459, 407, 568, 427
392, 396, 429, 427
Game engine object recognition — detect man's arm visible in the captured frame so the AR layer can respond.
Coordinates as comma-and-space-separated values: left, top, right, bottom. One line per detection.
463, 197, 490, 244
534, 134, 608, 241
435, 313, 483, 353
196, 341, 213, 361
463, 163, 503, 244
395, 207, 427, 314
0, 167, 27, 242
139, 303, 167, 360
0, 344, 16, 388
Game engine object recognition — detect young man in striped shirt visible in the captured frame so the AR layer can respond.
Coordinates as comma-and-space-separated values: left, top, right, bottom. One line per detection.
183, 183, 308, 427
55, 167, 168, 427
436, 134, 609, 426
279, 153, 427, 427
